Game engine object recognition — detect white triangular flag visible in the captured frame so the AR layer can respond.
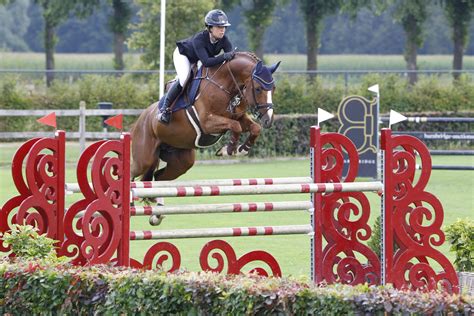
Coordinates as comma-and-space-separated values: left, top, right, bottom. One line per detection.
368, 84, 379, 94
389, 110, 407, 127
317, 108, 335, 127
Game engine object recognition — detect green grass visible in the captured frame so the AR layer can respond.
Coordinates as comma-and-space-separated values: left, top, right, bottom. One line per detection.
0, 140, 472, 277
1, 52, 474, 71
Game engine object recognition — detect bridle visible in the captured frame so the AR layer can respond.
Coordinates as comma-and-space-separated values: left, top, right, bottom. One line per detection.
247, 72, 274, 119
225, 62, 273, 119
198, 59, 274, 119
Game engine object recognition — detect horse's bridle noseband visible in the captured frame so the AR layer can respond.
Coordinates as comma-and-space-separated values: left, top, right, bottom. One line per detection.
226, 63, 273, 118
247, 76, 273, 119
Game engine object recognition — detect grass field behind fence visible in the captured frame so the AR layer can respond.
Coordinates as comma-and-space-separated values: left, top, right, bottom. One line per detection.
1, 53, 474, 71
0, 140, 472, 276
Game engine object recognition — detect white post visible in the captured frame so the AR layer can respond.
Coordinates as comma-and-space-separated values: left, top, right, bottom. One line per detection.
376, 94, 381, 180
79, 101, 86, 153
368, 84, 381, 180
159, 0, 166, 99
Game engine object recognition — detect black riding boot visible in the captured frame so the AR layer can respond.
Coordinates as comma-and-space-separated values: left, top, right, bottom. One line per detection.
158, 81, 182, 124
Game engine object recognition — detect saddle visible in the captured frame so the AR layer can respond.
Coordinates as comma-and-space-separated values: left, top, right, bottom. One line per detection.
158, 65, 224, 148
159, 65, 203, 113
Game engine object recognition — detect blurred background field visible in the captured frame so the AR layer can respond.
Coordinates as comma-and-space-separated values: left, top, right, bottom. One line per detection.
1, 53, 473, 71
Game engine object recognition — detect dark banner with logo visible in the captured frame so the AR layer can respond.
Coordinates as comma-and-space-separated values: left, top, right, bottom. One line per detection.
337, 95, 378, 179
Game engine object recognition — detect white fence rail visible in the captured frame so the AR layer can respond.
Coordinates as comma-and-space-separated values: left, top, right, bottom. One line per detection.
0, 102, 143, 151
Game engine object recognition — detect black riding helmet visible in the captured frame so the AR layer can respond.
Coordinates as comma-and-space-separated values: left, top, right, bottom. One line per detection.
204, 9, 231, 27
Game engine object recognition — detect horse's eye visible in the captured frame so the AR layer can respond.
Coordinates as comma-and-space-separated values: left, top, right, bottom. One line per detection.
255, 87, 262, 94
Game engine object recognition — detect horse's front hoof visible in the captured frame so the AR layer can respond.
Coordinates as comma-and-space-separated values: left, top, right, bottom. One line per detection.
149, 214, 165, 226
216, 145, 235, 156
236, 144, 250, 156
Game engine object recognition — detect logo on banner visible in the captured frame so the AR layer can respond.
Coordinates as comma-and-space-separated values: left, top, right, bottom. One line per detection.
337, 95, 378, 178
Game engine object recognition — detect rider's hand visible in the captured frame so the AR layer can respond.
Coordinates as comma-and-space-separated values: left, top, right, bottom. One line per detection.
223, 51, 235, 61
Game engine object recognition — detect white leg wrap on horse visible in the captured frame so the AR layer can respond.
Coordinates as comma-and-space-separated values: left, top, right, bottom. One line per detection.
216, 145, 233, 156
155, 197, 165, 206
236, 144, 250, 156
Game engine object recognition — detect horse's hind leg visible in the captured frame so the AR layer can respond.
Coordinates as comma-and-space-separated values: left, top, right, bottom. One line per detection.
148, 148, 195, 226
153, 148, 195, 181
131, 132, 160, 181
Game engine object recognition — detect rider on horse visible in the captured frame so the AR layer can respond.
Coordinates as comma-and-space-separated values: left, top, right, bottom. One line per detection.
158, 9, 236, 124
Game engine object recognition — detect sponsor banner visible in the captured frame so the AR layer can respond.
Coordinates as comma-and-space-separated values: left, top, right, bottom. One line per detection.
337, 95, 378, 178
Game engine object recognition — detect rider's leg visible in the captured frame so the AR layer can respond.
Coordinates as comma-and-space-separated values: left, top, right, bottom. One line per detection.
158, 80, 182, 124
158, 48, 190, 124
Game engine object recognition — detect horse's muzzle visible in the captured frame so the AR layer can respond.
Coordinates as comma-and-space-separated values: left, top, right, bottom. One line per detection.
260, 108, 274, 128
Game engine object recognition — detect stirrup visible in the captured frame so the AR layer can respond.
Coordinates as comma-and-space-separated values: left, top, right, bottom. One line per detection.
158, 109, 171, 124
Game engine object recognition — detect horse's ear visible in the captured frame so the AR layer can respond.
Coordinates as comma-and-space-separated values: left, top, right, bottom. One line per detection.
269, 61, 281, 74
255, 60, 263, 73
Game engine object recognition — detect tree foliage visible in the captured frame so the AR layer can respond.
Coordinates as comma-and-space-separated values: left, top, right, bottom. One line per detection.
441, 0, 474, 79
223, 0, 284, 59
346, 0, 431, 84
31, 0, 98, 85
108, 0, 132, 70
129, 0, 216, 69
391, 0, 431, 84
297, 0, 344, 72
0, 0, 30, 51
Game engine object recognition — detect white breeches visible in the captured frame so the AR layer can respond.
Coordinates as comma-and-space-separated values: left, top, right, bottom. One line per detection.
173, 47, 191, 86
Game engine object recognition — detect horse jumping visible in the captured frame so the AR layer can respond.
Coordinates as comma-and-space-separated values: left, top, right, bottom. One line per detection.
130, 52, 281, 182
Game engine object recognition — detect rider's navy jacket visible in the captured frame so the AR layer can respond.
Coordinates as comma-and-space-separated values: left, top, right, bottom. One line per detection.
176, 30, 233, 67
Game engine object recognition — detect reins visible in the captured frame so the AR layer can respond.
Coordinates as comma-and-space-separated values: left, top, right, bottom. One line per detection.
198, 56, 270, 118
200, 63, 231, 95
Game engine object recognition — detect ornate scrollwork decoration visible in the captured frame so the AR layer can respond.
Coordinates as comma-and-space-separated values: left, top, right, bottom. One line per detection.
382, 129, 458, 293
1, 133, 65, 255
312, 129, 380, 285
321, 192, 380, 285
61, 140, 124, 265
138, 242, 181, 271
200, 239, 281, 276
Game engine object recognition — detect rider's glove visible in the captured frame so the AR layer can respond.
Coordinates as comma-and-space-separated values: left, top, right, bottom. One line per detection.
223, 51, 235, 61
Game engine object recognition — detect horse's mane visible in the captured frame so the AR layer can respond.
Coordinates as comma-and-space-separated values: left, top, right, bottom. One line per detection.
236, 51, 261, 64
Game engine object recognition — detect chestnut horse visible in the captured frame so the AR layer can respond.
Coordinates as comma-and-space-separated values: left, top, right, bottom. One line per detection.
130, 52, 280, 182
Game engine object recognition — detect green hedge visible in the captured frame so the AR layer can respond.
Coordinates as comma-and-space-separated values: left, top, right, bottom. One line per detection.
0, 260, 472, 315
0, 74, 472, 156
446, 219, 474, 272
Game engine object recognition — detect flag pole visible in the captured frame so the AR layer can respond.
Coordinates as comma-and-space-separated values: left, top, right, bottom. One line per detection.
159, 0, 166, 99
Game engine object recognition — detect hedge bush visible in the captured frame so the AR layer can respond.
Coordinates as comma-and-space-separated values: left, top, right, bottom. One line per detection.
0, 74, 472, 157
0, 260, 472, 315
446, 219, 474, 272
1, 73, 473, 120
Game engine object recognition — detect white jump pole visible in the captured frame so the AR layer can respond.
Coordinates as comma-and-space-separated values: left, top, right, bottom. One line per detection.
65, 177, 313, 193
130, 224, 313, 240
130, 201, 313, 216
131, 182, 383, 198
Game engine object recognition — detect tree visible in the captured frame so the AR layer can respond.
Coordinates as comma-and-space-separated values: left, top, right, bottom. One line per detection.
129, 0, 216, 69
240, 0, 279, 59
296, 0, 344, 75
32, 0, 96, 86
223, 0, 283, 59
0, 0, 30, 51
109, 0, 132, 71
392, 0, 430, 85
441, 0, 474, 80
345, 0, 430, 85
